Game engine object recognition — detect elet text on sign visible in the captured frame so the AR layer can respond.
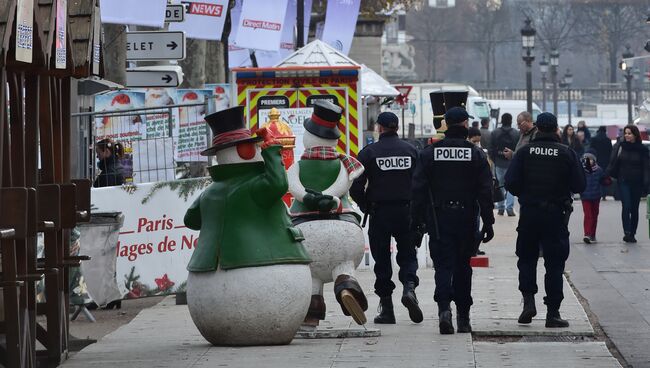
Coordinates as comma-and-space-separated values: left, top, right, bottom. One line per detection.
126, 31, 186, 61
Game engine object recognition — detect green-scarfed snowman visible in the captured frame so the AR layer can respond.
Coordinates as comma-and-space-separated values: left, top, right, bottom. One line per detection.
287, 100, 368, 326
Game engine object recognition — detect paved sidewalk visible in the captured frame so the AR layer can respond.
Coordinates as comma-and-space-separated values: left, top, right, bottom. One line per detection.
63, 216, 621, 368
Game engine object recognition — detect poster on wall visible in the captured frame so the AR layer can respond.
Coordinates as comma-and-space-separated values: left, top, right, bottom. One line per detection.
170, 0, 229, 40
258, 107, 311, 157
91, 178, 208, 298
227, 0, 252, 68
55, 0, 67, 69
15, 0, 34, 63
143, 88, 178, 139
320, 0, 361, 55
94, 91, 147, 141
175, 89, 212, 162
100, 0, 167, 27
204, 83, 231, 113
234, 0, 289, 51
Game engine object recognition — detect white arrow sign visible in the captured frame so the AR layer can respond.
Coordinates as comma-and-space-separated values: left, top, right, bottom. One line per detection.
165, 4, 184, 23
126, 31, 186, 61
126, 69, 181, 88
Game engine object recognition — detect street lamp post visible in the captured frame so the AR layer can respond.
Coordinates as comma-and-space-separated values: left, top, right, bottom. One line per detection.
539, 55, 549, 111
633, 67, 641, 107
550, 49, 560, 116
521, 18, 536, 114
621, 45, 635, 125
560, 69, 573, 125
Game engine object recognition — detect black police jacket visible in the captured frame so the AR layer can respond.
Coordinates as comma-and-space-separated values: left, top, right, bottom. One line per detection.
411, 125, 495, 226
504, 132, 586, 206
350, 131, 418, 212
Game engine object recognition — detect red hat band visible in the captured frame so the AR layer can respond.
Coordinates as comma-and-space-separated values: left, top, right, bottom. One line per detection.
212, 128, 253, 147
310, 114, 337, 129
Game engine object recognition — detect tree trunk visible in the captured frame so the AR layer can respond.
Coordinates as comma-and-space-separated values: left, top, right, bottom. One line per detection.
179, 39, 207, 88
491, 46, 497, 84
102, 24, 127, 85
205, 41, 226, 83
485, 49, 491, 88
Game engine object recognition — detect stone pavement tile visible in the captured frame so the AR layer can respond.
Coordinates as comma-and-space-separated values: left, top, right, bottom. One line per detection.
471, 243, 592, 336
63, 302, 210, 368
473, 342, 622, 368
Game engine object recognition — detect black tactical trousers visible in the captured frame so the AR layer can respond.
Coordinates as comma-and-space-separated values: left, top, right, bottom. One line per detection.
516, 205, 570, 310
368, 202, 419, 298
429, 207, 475, 312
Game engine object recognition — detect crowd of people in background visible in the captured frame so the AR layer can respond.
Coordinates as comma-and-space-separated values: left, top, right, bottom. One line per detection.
470, 114, 650, 245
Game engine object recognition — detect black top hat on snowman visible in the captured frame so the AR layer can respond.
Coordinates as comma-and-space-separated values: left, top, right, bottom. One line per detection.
429, 91, 470, 130
201, 105, 263, 156
304, 100, 343, 140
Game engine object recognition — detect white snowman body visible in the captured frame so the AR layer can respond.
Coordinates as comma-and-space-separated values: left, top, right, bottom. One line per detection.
287, 132, 365, 296
186, 145, 312, 345
187, 264, 311, 345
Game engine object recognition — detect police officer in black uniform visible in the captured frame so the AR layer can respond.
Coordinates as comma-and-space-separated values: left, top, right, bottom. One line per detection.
504, 112, 586, 328
350, 111, 422, 324
412, 95, 495, 334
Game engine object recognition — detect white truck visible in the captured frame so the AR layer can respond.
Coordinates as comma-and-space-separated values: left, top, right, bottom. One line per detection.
386, 83, 492, 138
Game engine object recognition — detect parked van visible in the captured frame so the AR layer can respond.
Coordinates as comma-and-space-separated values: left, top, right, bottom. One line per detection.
489, 100, 542, 127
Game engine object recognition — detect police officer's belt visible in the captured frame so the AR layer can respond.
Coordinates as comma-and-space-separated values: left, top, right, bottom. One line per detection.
370, 200, 410, 206
434, 199, 468, 210
526, 200, 570, 212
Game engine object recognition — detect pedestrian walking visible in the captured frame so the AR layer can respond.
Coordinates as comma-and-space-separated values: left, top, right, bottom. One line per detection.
513, 112, 538, 153
606, 125, 650, 243
580, 153, 606, 244
490, 113, 519, 216
561, 124, 584, 157
468, 127, 482, 147
505, 112, 586, 328
590, 126, 613, 200
350, 111, 423, 324
479, 118, 491, 150
577, 120, 591, 144
412, 102, 494, 335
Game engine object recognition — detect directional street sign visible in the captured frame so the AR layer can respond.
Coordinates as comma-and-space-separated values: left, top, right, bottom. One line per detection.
165, 4, 185, 23
126, 31, 186, 61
126, 69, 181, 88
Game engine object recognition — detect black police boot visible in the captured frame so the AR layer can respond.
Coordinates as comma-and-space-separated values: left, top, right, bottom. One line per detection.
401, 282, 423, 323
374, 297, 396, 324
518, 293, 537, 324
438, 306, 454, 334
456, 308, 471, 333
545, 308, 569, 328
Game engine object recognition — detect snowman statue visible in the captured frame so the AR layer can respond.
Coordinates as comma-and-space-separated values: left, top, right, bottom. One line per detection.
184, 106, 312, 346
288, 100, 368, 326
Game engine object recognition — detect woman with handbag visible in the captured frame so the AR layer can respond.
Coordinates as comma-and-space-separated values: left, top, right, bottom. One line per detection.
607, 125, 650, 243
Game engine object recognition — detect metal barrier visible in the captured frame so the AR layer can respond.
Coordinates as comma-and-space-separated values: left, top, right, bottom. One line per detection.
71, 101, 212, 185
478, 88, 647, 105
